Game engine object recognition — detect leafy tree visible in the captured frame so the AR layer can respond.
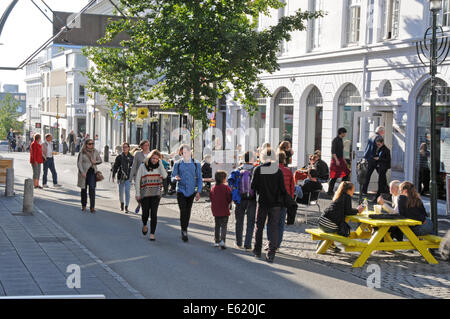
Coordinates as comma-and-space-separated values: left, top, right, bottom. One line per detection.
82, 46, 150, 142
0, 93, 23, 139
101, 0, 324, 127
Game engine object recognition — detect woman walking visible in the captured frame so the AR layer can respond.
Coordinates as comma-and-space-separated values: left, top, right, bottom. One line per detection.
77, 139, 102, 213
328, 127, 350, 195
130, 140, 151, 214
171, 144, 203, 242
135, 150, 167, 241
30, 133, 43, 189
112, 142, 134, 213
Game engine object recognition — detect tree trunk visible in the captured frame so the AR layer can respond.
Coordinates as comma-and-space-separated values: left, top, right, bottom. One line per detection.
123, 109, 127, 143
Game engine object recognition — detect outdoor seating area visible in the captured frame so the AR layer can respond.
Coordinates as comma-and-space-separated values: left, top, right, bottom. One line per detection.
306, 211, 443, 268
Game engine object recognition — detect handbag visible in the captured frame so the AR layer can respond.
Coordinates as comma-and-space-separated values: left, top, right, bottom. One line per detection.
337, 221, 351, 237
95, 171, 104, 182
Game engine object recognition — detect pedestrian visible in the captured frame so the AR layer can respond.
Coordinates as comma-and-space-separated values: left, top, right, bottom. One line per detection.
377, 180, 401, 214
373, 137, 391, 200
201, 154, 213, 192
277, 141, 294, 166
7, 128, 15, 152
265, 151, 295, 252
41, 134, 62, 188
30, 133, 43, 189
130, 140, 151, 214
171, 144, 203, 242
230, 151, 257, 250
251, 147, 288, 263
68, 130, 75, 155
328, 127, 350, 196
418, 142, 430, 195
361, 126, 385, 196
112, 142, 134, 213
318, 182, 364, 251
135, 149, 167, 241
210, 170, 232, 249
77, 138, 102, 213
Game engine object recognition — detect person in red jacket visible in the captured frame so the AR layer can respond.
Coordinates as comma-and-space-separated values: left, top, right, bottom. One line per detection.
265, 151, 294, 252
209, 170, 232, 250
29, 133, 44, 189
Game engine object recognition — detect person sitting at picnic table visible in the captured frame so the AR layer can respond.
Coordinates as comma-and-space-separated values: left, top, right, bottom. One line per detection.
388, 181, 433, 241
312, 151, 330, 183
295, 169, 323, 205
294, 155, 314, 184
318, 182, 365, 252
377, 180, 401, 214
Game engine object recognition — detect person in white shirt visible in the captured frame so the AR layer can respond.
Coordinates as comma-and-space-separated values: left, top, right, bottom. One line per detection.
377, 180, 400, 214
41, 134, 62, 188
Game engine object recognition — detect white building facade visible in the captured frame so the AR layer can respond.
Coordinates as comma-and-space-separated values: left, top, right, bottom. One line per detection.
223, 0, 449, 200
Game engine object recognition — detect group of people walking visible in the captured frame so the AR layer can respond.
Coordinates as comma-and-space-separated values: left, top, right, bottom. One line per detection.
27, 125, 433, 264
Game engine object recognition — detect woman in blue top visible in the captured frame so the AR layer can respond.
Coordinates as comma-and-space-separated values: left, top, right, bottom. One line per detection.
171, 144, 203, 242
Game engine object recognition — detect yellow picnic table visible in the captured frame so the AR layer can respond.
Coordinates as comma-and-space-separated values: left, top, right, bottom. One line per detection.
306, 211, 442, 268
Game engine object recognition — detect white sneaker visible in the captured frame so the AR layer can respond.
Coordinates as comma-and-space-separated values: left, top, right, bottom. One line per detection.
214, 243, 219, 247
42, 184, 49, 188
53, 184, 62, 187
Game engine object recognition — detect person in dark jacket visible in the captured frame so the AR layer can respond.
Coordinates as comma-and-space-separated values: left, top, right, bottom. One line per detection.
313, 151, 330, 183
209, 170, 232, 249
112, 142, 134, 213
362, 126, 385, 195
251, 147, 288, 263
201, 154, 213, 192
318, 182, 364, 251
296, 169, 323, 205
374, 137, 391, 200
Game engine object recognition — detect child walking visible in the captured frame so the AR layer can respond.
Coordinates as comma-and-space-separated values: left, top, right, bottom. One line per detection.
209, 170, 232, 249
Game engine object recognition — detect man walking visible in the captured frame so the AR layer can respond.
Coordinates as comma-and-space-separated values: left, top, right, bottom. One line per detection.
251, 147, 288, 263
361, 126, 385, 196
68, 130, 75, 155
42, 134, 62, 188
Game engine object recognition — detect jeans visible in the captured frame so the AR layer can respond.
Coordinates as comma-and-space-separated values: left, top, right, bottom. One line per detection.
43, 157, 58, 185
214, 216, 229, 244
410, 218, 433, 236
376, 168, 389, 197
141, 196, 161, 234
234, 199, 257, 247
81, 168, 96, 209
362, 159, 377, 194
267, 207, 287, 249
254, 205, 281, 258
177, 192, 196, 232
118, 180, 131, 206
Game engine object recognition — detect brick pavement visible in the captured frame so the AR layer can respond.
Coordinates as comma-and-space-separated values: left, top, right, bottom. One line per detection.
158, 191, 450, 299
0, 195, 143, 299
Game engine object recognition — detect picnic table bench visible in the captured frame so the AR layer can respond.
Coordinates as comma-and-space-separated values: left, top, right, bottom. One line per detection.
306, 212, 443, 268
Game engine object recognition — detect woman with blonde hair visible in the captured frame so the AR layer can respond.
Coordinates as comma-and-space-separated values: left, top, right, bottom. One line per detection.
135, 149, 167, 240
318, 182, 364, 250
77, 138, 102, 213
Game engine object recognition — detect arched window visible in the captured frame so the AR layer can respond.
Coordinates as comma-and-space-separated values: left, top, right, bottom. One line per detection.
337, 83, 361, 159
382, 80, 392, 97
274, 87, 294, 143
416, 78, 449, 200
306, 86, 323, 158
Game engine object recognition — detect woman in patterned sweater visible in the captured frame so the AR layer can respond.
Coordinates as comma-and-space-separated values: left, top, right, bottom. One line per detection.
135, 149, 168, 241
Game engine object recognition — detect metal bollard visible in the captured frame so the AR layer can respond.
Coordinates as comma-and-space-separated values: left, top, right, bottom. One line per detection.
5, 168, 14, 197
104, 145, 109, 163
23, 179, 34, 214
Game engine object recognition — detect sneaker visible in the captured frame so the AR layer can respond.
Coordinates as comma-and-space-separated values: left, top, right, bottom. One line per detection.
53, 184, 62, 188
265, 254, 274, 263
120, 203, 124, 212
219, 240, 226, 250
252, 249, 261, 258
214, 243, 220, 247
42, 184, 49, 188
125, 206, 129, 214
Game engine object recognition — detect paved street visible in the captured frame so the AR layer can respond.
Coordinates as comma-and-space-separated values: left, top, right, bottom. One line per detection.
0, 151, 411, 299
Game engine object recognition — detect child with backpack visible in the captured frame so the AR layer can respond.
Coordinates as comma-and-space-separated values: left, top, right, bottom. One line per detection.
210, 170, 232, 249
228, 151, 257, 250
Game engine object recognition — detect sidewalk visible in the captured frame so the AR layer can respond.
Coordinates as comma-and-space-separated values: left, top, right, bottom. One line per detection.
0, 195, 142, 298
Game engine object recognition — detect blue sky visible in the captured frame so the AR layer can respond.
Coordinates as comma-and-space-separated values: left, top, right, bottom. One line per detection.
0, 0, 89, 92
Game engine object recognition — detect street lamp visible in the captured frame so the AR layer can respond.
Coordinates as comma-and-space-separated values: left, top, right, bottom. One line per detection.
416, 0, 449, 235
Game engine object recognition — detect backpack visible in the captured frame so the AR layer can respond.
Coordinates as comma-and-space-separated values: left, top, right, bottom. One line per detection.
239, 169, 255, 199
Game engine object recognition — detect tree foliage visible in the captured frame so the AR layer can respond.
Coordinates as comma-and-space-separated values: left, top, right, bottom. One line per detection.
0, 93, 22, 139
82, 46, 150, 141
99, 0, 324, 126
